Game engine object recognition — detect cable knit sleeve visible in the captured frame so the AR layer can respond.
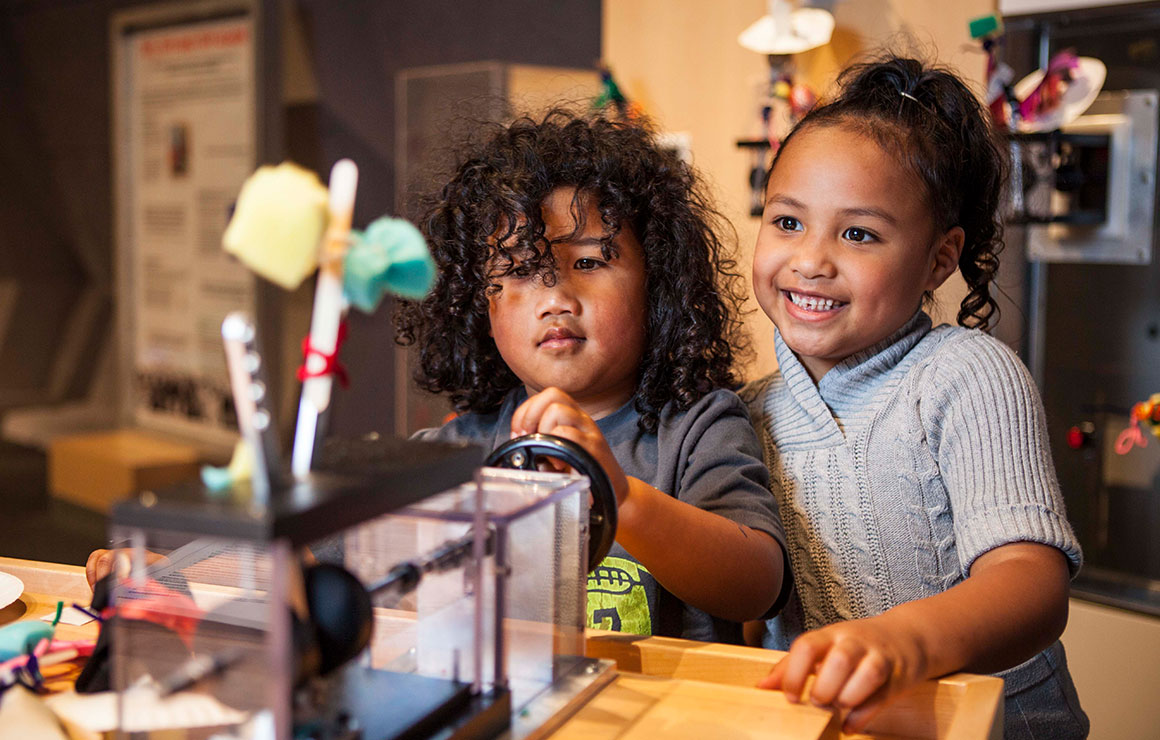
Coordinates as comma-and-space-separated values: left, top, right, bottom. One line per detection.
921, 332, 1083, 577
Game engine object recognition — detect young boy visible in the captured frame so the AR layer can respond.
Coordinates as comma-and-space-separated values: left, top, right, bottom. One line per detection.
401, 110, 790, 642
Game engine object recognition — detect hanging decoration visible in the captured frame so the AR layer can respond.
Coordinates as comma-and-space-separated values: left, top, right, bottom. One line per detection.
1115, 394, 1160, 455
736, 0, 832, 216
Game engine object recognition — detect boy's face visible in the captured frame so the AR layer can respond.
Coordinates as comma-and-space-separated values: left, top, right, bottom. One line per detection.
752, 124, 960, 381
488, 187, 648, 419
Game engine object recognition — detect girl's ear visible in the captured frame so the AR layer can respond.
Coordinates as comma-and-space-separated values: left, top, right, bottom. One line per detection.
927, 226, 965, 291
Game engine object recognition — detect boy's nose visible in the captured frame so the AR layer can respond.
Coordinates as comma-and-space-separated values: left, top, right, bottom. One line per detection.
536, 273, 580, 317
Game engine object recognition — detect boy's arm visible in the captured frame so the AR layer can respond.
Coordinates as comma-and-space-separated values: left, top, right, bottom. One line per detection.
760, 541, 1068, 732
512, 387, 785, 622
617, 477, 784, 621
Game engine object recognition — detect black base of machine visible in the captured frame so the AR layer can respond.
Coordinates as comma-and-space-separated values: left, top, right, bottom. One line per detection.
333, 668, 510, 740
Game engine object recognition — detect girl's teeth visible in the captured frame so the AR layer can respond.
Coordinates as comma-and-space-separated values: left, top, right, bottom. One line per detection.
790, 292, 840, 311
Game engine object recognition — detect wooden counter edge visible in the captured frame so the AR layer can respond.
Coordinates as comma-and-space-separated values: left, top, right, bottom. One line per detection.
2, 558, 1002, 739
584, 629, 1003, 740
0, 557, 93, 602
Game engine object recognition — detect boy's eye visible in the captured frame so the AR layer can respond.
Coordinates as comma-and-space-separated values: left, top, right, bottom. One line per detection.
773, 216, 802, 232
501, 258, 536, 279
573, 257, 606, 270
843, 227, 876, 243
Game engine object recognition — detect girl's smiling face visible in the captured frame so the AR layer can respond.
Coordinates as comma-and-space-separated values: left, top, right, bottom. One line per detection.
752, 124, 963, 381
487, 187, 648, 418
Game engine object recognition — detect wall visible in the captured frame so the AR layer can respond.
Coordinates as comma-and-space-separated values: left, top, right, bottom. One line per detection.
0, 0, 290, 452
1062, 598, 1160, 739
603, 0, 994, 379
0, 0, 163, 414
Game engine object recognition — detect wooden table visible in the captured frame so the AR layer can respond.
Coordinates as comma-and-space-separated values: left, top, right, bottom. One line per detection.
0, 557, 1002, 739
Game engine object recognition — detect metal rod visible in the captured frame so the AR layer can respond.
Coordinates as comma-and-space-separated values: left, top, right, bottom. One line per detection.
364, 529, 494, 600
492, 526, 509, 691
222, 312, 282, 504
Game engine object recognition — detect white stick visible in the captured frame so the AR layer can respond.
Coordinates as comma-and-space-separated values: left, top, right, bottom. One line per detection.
222, 312, 280, 503
292, 159, 357, 477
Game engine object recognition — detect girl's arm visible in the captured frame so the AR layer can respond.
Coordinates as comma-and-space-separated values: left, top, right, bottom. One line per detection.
511, 387, 784, 621
759, 541, 1070, 732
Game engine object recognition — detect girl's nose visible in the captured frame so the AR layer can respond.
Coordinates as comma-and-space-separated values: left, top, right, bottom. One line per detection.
789, 237, 837, 280
536, 272, 580, 317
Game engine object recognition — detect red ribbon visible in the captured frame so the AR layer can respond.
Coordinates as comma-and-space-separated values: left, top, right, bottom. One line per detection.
297, 321, 350, 388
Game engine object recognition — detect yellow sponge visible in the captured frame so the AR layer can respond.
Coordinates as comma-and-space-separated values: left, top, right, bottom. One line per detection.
223, 163, 329, 289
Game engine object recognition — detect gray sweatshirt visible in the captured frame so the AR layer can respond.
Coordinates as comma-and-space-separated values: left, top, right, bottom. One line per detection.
418, 387, 788, 644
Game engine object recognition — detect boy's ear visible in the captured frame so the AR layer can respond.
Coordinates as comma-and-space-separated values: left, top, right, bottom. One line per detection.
927, 226, 965, 291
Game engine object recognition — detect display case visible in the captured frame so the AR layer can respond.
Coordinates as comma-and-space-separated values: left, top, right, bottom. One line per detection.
105, 437, 607, 739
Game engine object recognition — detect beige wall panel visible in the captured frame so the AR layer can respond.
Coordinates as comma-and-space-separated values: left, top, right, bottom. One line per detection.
1063, 598, 1160, 739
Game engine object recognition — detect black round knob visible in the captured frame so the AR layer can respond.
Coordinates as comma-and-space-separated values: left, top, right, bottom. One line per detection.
486, 433, 618, 572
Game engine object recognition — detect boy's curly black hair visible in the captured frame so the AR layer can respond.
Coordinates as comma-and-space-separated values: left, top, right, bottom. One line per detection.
771, 55, 1009, 330
395, 109, 748, 433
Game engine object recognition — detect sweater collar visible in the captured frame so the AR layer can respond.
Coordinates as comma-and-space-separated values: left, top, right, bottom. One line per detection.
774, 310, 933, 431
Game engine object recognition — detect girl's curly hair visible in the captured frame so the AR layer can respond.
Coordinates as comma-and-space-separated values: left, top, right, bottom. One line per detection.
395, 109, 748, 433
771, 56, 1009, 330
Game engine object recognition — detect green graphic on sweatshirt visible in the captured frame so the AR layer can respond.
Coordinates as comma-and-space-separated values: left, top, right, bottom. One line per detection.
587, 557, 651, 635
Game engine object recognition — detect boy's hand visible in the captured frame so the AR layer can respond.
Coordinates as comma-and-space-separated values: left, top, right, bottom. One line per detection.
85, 548, 167, 590
86, 549, 118, 589
510, 387, 630, 504
757, 615, 929, 733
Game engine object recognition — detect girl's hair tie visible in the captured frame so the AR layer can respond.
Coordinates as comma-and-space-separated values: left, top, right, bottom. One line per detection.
897, 90, 947, 127
898, 90, 936, 115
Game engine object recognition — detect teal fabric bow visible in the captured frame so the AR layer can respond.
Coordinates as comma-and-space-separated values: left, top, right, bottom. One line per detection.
344, 217, 434, 312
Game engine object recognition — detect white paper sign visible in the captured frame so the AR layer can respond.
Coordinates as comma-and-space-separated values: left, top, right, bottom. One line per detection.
117, 9, 256, 447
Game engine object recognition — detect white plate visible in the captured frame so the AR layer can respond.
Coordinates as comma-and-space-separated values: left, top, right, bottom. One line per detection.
0, 570, 24, 610
1013, 57, 1107, 133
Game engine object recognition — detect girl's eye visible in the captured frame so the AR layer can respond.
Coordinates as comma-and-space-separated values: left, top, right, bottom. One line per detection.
574, 257, 606, 270
773, 216, 802, 232
843, 227, 876, 243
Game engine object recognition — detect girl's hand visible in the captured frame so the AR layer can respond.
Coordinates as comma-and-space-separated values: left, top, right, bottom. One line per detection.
757, 615, 929, 733
758, 543, 1071, 733
510, 387, 630, 504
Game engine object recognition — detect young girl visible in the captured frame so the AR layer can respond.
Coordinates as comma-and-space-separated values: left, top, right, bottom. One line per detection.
744, 57, 1088, 738
397, 110, 789, 643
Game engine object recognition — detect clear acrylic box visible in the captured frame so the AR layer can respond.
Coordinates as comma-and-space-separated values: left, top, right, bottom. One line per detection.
107, 439, 600, 739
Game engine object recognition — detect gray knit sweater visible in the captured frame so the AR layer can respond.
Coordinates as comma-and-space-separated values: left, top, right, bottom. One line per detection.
743, 311, 1089, 738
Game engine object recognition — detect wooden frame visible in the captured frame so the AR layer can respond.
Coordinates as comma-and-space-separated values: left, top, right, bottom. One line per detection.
584, 631, 1003, 740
